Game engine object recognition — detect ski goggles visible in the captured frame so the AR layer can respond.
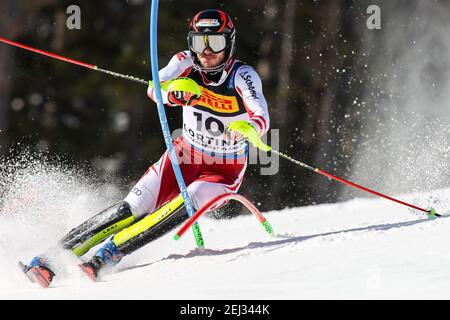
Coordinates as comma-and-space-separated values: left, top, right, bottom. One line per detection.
188, 34, 228, 54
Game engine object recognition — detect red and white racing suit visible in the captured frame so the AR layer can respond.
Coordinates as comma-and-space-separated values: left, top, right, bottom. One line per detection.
125, 51, 270, 218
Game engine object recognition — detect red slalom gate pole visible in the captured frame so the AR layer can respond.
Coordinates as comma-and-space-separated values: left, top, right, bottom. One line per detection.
271, 149, 440, 218
174, 193, 274, 241
0, 37, 148, 85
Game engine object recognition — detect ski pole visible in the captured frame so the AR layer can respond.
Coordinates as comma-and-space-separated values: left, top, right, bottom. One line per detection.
271, 149, 440, 218
227, 121, 440, 218
0, 37, 148, 85
0, 37, 201, 95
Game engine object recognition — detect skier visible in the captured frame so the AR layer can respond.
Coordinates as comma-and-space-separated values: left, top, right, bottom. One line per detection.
23, 9, 270, 286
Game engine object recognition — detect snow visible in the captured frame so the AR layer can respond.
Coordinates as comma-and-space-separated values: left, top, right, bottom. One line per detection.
1, 168, 449, 300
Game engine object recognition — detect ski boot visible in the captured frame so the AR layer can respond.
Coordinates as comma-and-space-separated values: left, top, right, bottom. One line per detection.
79, 239, 123, 282
19, 256, 55, 288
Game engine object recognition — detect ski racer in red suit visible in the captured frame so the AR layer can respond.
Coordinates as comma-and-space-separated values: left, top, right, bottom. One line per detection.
24, 9, 270, 286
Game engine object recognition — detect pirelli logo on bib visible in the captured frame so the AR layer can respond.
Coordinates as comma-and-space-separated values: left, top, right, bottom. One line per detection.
197, 86, 240, 114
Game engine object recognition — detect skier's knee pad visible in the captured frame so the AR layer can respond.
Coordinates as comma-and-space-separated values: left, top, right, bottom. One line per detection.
109, 201, 135, 222
61, 201, 135, 256
113, 194, 188, 256
187, 181, 229, 210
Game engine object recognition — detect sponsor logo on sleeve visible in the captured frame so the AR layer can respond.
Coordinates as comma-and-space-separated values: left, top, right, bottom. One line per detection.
239, 71, 259, 100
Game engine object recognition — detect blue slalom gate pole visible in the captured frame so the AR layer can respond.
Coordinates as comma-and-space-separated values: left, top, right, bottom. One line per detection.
149, 0, 204, 248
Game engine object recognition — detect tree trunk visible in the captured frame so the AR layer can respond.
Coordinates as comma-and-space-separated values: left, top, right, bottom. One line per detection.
312, 0, 344, 203
256, 0, 279, 81
271, 0, 297, 203
0, 0, 19, 155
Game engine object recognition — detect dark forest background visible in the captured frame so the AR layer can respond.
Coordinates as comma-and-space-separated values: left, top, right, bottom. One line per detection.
1, 0, 448, 214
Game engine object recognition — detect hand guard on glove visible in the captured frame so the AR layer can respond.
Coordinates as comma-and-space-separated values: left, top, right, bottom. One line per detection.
227, 120, 272, 151
167, 90, 200, 107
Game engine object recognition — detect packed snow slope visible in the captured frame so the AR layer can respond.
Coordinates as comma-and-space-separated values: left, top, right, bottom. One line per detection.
1, 169, 449, 299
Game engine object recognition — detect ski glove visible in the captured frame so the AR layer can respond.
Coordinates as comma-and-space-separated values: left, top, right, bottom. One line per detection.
167, 90, 200, 107
227, 120, 272, 151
